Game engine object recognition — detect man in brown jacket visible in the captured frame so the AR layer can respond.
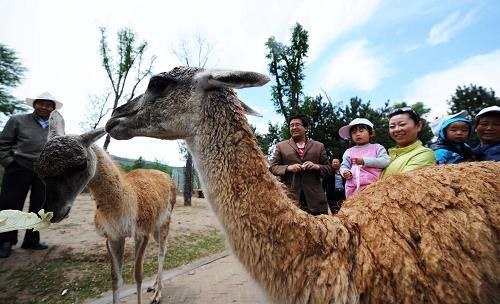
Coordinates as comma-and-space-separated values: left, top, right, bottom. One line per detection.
270, 115, 333, 215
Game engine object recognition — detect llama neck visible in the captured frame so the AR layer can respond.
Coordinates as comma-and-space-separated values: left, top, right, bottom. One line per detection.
87, 146, 134, 215
187, 106, 354, 301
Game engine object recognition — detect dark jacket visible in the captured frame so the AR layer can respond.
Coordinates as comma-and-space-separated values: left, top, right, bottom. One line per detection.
0, 113, 49, 170
322, 171, 346, 202
269, 138, 333, 213
472, 142, 500, 161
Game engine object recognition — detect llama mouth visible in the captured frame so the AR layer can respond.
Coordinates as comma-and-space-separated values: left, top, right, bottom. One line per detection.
105, 118, 119, 132
105, 119, 133, 140
51, 207, 71, 223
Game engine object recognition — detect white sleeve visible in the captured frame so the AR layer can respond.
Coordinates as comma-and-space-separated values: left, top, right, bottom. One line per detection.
339, 149, 352, 175
363, 144, 392, 168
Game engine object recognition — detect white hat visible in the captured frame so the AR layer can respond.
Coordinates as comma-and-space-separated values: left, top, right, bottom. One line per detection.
26, 92, 63, 109
430, 110, 469, 137
476, 106, 500, 119
338, 118, 374, 140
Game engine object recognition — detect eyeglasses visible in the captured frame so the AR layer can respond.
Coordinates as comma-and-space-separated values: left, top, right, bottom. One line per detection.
389, 107, 419, 118
289, 123, 304, 128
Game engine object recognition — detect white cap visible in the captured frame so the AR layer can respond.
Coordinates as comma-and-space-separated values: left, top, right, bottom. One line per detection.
26, 92, 63, 109
338, 118, 374, 140
430, 110, 469, 137
476, 106, 500, 119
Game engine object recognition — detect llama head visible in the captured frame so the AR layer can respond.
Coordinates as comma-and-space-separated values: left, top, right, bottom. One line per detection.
105, 66, 269, 141
35, 111, 106, 222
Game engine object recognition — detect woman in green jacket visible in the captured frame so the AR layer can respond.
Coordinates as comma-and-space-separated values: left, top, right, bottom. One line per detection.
382, 107, 436, 178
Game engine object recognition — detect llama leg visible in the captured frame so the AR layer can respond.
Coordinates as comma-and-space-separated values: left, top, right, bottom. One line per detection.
106, 238, 125, 304
147, 228, 161, 293
150, 228, 168, 303
134, 234, 149, 304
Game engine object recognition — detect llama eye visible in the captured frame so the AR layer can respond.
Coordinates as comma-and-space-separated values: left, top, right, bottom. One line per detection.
147, 76, 170, 95
75, 161, 87, 172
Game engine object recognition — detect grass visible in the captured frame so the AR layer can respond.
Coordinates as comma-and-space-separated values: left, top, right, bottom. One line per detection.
0, 230, 227, 304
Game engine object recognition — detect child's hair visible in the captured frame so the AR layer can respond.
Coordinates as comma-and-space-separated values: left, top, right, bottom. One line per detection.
350, 124, 374, 135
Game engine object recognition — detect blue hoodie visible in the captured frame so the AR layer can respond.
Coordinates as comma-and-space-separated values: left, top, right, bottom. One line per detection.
430, 117, 472, 164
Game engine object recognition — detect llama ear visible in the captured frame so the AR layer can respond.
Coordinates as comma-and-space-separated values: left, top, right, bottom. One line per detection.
81, 128, 107, 147
240, 101, 262, 117
198, 70, 270, 89
195, 70, 266, 117
48, 110, 65, 139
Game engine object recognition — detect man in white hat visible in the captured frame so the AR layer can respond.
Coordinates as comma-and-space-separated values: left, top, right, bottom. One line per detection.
472, 106, 500, 161
0, 92, 63, 258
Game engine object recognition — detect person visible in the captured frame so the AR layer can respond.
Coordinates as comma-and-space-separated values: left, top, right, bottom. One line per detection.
382, 107, 435, 178
472, 106, 500, 161
338, 118, 391, 197
430, 110, 473, 164
0, 92, 63, 258
322, 158, 345, 214
270, 115, 333, 215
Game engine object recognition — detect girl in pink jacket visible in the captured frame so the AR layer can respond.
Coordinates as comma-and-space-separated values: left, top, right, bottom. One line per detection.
339, 118, 391, 198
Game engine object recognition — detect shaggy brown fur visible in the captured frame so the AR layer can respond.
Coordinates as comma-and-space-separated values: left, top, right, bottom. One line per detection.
106, 67, 499, 303
36, 117, 176, 304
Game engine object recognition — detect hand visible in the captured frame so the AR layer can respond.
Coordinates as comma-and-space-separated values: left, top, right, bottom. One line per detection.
287, 164, 303, 173
302, 161, 319, 170
343, 170, 352, 180
351, 157, 364, 165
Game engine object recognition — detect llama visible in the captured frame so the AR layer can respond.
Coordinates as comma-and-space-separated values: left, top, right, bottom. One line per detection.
35, 111, 176, 304
104, 67, 500, 303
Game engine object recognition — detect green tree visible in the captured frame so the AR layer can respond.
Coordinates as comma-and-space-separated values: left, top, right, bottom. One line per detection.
448, 84, 499, 118
99, 27, 156, 150
0, 43, 28, 124
253, 122, 282, 157
265, 23, 309, 122
131, 156, 146, 170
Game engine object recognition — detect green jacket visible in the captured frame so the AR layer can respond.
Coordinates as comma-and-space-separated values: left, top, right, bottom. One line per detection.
382, 140, 436, 178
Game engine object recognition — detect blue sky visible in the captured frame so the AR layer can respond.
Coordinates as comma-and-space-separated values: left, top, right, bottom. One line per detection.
1, 0, 499, 166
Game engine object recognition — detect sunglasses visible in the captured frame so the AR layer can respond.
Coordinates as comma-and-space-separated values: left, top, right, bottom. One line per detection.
389, 107, 419, 118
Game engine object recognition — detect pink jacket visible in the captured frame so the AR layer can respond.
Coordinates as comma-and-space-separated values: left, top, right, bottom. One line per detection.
344, 144, 383, 197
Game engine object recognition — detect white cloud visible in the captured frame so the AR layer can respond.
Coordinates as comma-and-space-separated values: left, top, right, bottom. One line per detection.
290, 0, 381, 62
403, 48, 500, 118
321, 40, 388, 91
402, 44, 421, 53
426, 9, 476, 46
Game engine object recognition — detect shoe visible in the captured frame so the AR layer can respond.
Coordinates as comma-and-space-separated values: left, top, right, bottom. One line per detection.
21, 242, 48, 250
0, 242, 12, 258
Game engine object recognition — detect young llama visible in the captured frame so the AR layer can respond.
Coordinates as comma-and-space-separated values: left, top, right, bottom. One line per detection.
35, 111, 176, 304
104, 67, 499, 303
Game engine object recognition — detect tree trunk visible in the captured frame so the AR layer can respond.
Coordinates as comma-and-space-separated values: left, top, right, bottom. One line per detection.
183, 152, 193, 206
103, 134, 111, 151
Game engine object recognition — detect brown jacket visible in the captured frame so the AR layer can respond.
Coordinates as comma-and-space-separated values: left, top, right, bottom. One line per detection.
269, 138, 333, 213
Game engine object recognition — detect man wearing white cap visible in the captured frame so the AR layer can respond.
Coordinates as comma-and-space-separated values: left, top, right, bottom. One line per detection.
0, 92, 63, 258
472, 106, 500, 161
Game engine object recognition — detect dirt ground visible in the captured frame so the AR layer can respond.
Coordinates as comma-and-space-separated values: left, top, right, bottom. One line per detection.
0, 193, 222, 271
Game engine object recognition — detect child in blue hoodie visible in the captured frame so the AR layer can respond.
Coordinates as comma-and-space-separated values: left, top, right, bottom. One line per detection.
430, 110, 472, 164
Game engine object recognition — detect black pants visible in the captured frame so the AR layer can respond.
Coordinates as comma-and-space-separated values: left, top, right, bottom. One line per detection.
328, 189, 346, 215
0, 161, 45, 245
